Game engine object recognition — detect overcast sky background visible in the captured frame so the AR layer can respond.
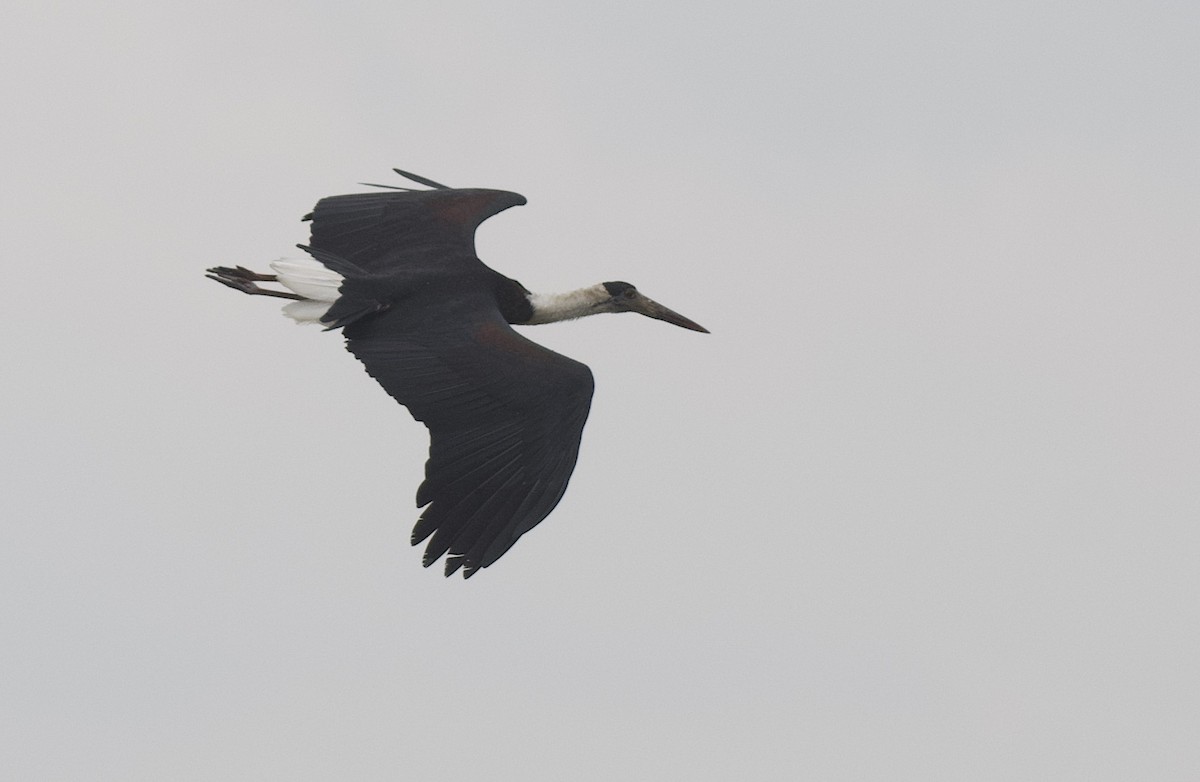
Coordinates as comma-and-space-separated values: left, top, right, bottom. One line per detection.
3, 1, 1198, 780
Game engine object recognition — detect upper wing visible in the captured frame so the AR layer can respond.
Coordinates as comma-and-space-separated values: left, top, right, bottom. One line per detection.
343, 288, 595, 578
305, 186, 527, 274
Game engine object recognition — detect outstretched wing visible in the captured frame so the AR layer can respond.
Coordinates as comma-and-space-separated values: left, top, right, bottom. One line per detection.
343, 287, 595, 578
305, 186, 527, 274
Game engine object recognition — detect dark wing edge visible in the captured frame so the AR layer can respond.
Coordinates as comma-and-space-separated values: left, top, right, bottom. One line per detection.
345, 305, 594, 578
304, 186, 526, 273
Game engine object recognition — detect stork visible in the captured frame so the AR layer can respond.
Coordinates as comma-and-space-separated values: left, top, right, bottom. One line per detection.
207, 169, 707, 577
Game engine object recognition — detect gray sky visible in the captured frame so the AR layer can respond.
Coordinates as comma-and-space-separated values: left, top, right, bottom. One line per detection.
3, 1, 1198, 779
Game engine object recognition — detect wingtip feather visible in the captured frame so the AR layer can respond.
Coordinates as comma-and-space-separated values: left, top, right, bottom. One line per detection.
392, 168, 451, 190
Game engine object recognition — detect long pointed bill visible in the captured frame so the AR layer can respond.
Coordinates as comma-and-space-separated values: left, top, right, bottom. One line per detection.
631, 296, 710, 333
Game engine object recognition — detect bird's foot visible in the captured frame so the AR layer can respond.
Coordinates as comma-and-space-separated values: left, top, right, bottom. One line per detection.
205, 266, 304, 300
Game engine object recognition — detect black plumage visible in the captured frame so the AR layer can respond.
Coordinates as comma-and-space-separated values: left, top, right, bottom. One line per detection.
302, 181, 590, 577
208, 169, 707, 578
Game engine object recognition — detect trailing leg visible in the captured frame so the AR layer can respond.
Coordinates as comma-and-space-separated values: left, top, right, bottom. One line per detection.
205, 266, 305, 300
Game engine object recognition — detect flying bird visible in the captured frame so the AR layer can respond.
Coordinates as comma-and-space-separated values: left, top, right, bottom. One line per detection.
207, 169, 707, 577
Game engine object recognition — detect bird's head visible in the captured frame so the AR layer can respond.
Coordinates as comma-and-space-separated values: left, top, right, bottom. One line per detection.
599, 281, 709, 333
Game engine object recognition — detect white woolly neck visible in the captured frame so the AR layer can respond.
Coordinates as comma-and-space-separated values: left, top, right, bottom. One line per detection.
525, 284, 612, 324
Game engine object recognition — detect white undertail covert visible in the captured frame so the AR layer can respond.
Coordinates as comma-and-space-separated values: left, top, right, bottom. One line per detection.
270, 259, 343, 324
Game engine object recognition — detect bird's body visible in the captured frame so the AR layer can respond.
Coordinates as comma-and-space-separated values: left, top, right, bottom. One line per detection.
208, 169, 706, 577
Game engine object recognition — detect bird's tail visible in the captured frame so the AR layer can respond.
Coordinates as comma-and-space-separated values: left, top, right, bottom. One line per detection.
269, 259, 343, 325
295, 245, 388, 330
